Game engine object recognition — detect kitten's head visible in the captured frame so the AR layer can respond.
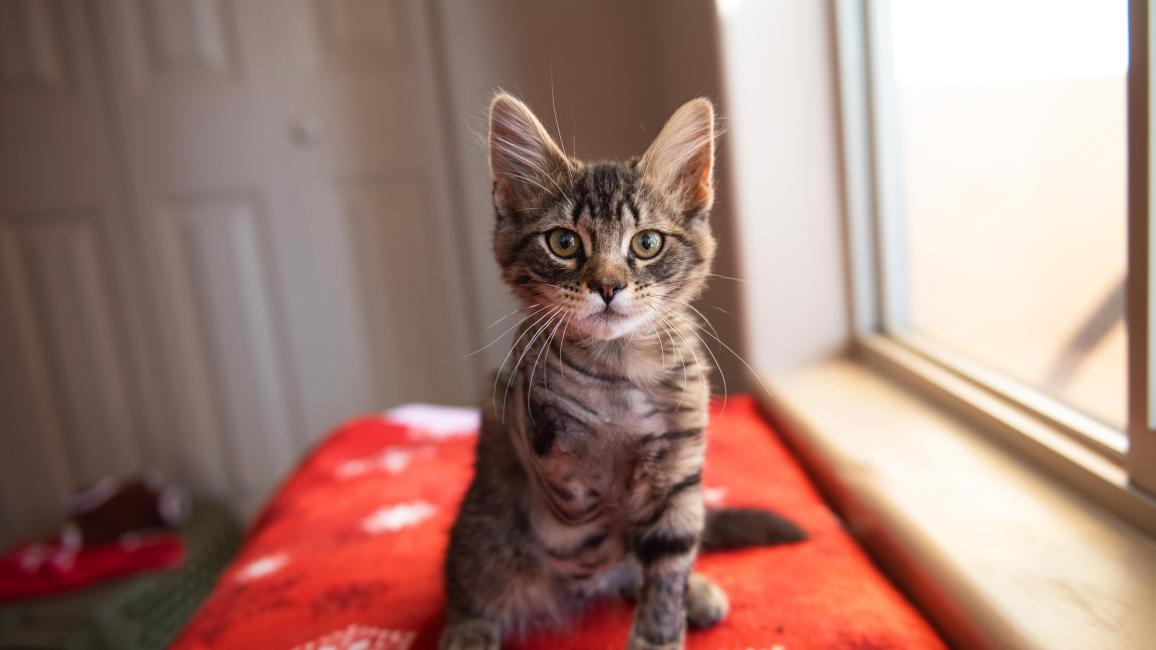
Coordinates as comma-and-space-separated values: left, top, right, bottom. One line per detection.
488, 93, 717, 341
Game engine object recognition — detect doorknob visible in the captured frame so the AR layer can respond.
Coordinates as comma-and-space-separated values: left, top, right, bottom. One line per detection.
289, 117, 326, 147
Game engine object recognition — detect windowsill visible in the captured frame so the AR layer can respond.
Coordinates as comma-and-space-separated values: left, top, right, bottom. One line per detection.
758, 355, 1156, 649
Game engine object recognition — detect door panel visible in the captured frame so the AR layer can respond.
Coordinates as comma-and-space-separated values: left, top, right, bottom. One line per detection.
275, 0, 479, 419
310, 0, 403, 70
173, 193, 296, 496
0, 0, 68, 92
99, 0, 310, 513
98, 0, 478, 515
0, 0, 480, 538
0, 221, 79, 536
0, 1, 159, 540
9, 216, 139, 481
117, 0, 238, 90
343, 177, 444, 404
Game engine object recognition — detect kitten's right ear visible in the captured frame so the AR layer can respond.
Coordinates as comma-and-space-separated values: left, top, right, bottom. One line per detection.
640, 98, 716, 215
489, 93, 570, 213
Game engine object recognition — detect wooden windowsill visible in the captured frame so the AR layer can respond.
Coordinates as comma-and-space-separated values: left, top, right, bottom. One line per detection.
758, 357, 1156, 650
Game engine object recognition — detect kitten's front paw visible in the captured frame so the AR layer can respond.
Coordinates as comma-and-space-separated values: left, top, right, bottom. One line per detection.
685, 572, 729, 629
439, 618, 500, 650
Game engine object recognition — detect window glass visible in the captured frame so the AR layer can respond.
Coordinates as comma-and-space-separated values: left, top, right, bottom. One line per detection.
886, 0, 1128, 429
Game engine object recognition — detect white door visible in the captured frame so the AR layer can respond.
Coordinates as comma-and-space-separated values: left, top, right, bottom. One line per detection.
97, 0, 479, 515
0, 1, 162, 538
269, 0, 478, 415
0, 0, 480, 539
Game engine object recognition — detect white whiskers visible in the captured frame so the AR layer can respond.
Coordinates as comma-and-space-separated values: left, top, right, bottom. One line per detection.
501, 306, 564, 421
492, 304, 563, 417
443, 303, 552, 363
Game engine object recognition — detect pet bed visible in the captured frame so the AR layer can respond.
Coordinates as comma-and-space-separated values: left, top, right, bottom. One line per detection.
171, 396, 944, 649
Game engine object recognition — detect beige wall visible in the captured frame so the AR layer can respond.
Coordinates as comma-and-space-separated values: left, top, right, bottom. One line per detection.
716, 0, 851, 372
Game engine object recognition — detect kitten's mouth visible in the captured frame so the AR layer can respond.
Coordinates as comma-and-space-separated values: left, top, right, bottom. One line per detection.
574, 306, 648, 341
590, 308, 624, 321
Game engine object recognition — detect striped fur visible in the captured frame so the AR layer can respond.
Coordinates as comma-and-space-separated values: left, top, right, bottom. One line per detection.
440, 94, 804, 650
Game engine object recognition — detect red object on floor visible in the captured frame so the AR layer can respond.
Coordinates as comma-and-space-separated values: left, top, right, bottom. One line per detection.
172, 396, 945, 649
0, 534, 184, 602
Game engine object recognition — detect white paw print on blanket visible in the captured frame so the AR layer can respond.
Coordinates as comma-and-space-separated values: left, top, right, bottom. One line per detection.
361, 501, 436, 534
384, 404, 479, 440
291, 624, 417, 650
235, 552, 289, 582
336, 448, 426, 479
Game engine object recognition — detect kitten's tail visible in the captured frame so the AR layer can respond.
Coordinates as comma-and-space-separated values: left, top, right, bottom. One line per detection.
700, 507, 807, 552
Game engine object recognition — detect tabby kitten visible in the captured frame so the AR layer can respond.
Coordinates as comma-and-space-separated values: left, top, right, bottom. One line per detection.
440, 94, 805, 650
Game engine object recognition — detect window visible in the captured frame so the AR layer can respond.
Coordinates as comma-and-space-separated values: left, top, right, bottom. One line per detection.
889, 0, 1127, 431
836, 0, 1156, 522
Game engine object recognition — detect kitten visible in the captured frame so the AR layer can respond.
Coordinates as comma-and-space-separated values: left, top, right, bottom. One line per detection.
440, 93, 806, 650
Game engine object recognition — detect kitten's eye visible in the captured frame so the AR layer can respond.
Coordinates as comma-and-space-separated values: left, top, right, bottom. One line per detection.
631, 230, 664, 259
546, 228, 581, 258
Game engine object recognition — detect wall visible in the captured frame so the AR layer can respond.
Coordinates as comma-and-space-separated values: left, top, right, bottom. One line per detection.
716, 0, 851, 372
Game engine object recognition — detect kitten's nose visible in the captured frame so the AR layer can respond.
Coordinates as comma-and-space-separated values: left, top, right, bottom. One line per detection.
588, 279, 624, 305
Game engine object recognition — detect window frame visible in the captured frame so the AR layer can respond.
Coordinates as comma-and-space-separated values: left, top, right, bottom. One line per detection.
833, 0, 1156, 533
1128, 0, 1156, 497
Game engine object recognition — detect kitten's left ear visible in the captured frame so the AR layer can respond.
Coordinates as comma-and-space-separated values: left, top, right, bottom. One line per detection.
489, 92, 571, 213
640, 98, 716, 215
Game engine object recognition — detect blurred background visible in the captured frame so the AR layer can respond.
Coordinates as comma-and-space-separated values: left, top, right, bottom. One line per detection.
0, 0, 1123, 555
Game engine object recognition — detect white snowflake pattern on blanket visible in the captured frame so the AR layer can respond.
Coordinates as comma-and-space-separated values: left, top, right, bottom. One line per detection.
290, 624, 417, 650
234, 553, 289, 582
335, 448, 426, 479
384, 404, 479, 440
361, 501, 436, 534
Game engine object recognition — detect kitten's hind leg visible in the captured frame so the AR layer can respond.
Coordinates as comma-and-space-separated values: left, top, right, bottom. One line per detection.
685, 572, 729, 629
438, 612, 500, 650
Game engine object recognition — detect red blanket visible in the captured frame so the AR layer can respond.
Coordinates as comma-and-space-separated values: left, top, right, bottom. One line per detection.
172, 396, 944, 650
